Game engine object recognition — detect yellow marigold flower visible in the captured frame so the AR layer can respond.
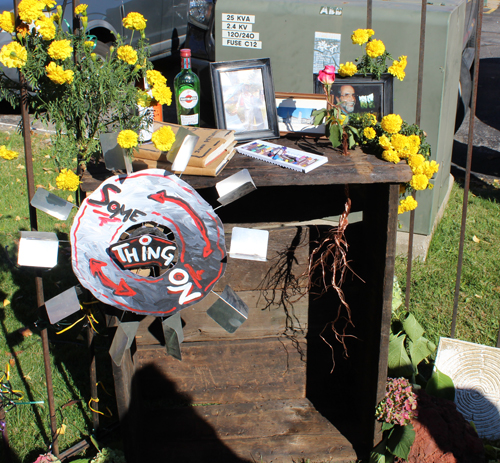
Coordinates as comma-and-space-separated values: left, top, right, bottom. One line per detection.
36, 15, 56, 40
351, 28, 371, 45
0, 11, 15, 33
407, 134, 421, 156
45, 61, 74, 84
363, 127, 376, 139
379, 134, 392, 150
41, 0, 57, 7
367, 29, 375, 37
117, 130, 138, 149
410, 173, 429, 190
422, 160, 439, 179
388, 63, 405, 82
338, 114, 346, 124
123, 12, 147, 31
117, 45, 137, 65
151, 84, 172, 106
398, 196, 418, 214
0, 145, 19, 160
0, 42, 27, 68
84, 40, 95, 49
382, 149, 400, 164
408, 154, 425, 173
152, 126, 176, 152
18, 0, 45, 22
75, 4, 88, 15
137, 90, 152, 108
381, 114, 403, 134
338, 62, 357, 77
391, 133, 409, 151
56, 168, 81, 191
366, 39, 385, 58
146, 69, 167, 87
48, 39, 73, 60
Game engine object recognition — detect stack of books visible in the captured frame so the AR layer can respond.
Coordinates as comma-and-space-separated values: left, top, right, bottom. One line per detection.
132, 121, 236, 176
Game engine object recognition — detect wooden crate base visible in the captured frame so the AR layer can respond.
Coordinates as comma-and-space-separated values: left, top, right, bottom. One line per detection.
128, 398, 357, 462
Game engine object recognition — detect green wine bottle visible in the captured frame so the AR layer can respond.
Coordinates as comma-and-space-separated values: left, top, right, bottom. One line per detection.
174, 49, 201, 127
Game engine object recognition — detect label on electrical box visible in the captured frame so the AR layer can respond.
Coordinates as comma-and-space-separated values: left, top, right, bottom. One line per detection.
222, 13, 262, 49
222, 38, 262, 49
222, 13, 255, 23
222, 30, 259, 40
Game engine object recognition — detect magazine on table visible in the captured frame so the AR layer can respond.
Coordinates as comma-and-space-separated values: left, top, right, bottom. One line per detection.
236, 139, 328, 173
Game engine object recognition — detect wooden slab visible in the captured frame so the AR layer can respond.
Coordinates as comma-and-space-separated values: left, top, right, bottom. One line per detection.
129, 398, 357, 462
136, 292, 307, 345
81, 142, 412, 193
135, 337, 307, 404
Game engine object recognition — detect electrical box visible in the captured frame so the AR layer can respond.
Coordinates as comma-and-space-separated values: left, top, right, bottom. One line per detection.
209, 0, 466, 235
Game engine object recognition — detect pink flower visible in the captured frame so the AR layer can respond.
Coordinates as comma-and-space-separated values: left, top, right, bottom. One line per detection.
318, 65, 336, 85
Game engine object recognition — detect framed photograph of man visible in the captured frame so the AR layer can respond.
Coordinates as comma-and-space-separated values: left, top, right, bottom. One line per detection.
314, 74, 394, 119
210, 58, 280, 142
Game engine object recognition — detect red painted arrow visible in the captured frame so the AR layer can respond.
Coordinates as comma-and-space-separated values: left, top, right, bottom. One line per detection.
89, 259, 136, 297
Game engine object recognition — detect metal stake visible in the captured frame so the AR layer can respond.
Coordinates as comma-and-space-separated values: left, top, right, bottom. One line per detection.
13, 0, 59, 455
405, 0, 427, 310
451, 0, 484, 338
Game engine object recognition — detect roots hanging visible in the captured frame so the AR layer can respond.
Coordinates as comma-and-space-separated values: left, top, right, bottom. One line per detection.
308, 185, 361, 371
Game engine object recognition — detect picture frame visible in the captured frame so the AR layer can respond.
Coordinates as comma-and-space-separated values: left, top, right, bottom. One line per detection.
314, 74, 394, 120
275, 92, 327, 136
210, 58, 280, 142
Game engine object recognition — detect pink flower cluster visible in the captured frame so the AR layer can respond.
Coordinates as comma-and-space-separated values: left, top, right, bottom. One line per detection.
375, 377, 418, 426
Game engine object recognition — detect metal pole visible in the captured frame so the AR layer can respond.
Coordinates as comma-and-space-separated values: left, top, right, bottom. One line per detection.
367, 0, 372, 29
13, 0, 59, 456
451, 0, 483, 338
405, 0, 427, 310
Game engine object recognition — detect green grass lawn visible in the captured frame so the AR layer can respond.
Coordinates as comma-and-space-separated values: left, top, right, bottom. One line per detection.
1, 128, 499, 462
395, 177, 500, 348
0, 130, 117, 463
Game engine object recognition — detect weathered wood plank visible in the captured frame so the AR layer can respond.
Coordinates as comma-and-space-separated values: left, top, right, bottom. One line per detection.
81, 142, 412, 193
136, 292, 307, 345
135, 337, 307, 404
132, 399, 357, 462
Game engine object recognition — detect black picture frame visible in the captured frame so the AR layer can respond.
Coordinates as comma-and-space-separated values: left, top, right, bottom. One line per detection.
210, 58, 280, 142
314, 74, 394, 120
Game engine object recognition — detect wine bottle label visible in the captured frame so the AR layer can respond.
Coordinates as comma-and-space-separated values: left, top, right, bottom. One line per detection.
178, 88, 199, 109
180, 113, 199, 125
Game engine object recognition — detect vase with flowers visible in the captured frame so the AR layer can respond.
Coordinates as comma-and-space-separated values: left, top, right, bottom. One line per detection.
0, 1, 176, 191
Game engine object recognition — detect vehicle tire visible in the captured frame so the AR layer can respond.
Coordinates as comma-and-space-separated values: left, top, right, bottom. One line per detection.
93, 40, 112, 61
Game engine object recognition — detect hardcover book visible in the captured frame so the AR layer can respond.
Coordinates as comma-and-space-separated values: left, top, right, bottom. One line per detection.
135, 121, 235, 167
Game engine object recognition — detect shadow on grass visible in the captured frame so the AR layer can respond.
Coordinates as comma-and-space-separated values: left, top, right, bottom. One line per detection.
0, 231, 116, 462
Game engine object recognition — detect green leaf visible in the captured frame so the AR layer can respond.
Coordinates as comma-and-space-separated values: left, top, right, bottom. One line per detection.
401, 312, 424, 342
328, 124, 342, 148
408, 337, 435, 368
426, 368, 455, 401
311, 109, 327, 125
369, 438, 388, 463
387, 423, 415, 460
382, 421, 395, 432
388, 333, 414, 378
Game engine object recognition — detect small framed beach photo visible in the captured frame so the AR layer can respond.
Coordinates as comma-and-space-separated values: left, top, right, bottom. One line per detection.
275, 92, 327, 136
210, 58, 280, 142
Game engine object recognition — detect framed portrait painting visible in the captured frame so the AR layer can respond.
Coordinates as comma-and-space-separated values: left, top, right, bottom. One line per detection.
210, 58, 280, 142
314, 74, 394, 120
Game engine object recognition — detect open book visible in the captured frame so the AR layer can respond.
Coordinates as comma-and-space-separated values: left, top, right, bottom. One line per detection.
236, 140, 328, 173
